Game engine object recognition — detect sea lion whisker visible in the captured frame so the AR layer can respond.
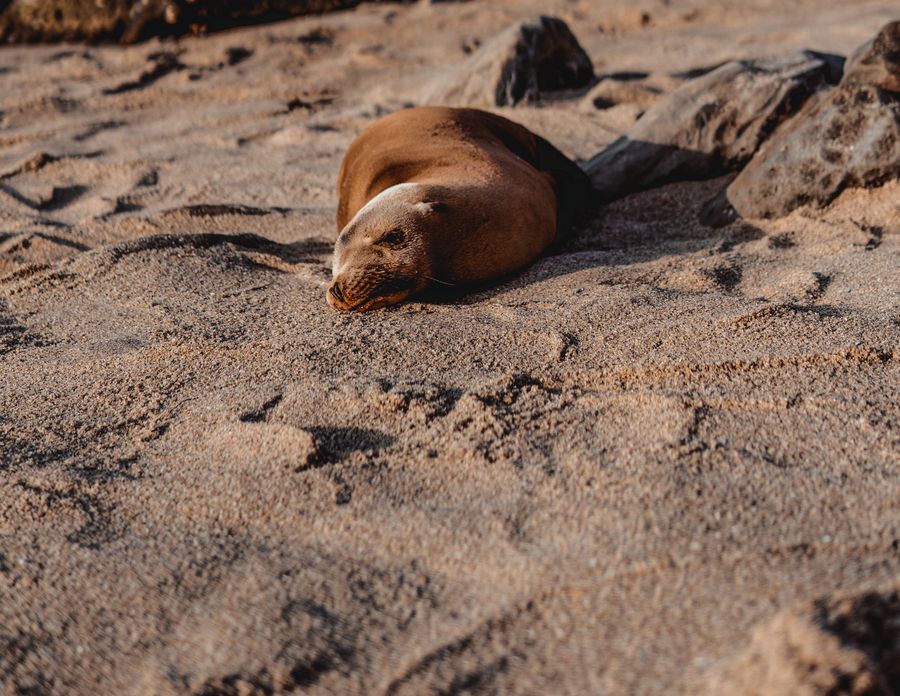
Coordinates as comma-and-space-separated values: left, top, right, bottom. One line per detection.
424, 275, 457, 287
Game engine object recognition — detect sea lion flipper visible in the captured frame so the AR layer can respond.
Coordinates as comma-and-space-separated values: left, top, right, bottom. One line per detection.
533, 134, 596, 245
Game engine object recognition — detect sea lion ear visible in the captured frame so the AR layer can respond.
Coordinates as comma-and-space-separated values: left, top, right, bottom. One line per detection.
414, 201, 448, 216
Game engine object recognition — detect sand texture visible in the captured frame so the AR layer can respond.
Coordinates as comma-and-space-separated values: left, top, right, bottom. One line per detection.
0, 1, 899, 694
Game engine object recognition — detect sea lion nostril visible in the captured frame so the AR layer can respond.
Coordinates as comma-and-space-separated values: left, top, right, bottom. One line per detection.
329, 283, 345, 303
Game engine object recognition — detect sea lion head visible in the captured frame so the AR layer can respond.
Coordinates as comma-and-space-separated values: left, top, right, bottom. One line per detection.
328, 183, 445, 311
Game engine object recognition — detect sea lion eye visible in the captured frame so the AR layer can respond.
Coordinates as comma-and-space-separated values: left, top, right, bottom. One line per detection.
378, 229, 405, 247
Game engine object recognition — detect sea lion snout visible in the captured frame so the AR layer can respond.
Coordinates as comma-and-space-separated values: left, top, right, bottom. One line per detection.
329, 237, 426, 310
328, 188, 437, 311
327, 280, 347, 307
327, 269, 421, 312
327, 274, 361, 311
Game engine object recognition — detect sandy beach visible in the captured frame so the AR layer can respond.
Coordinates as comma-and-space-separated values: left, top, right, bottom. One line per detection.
1, 1, 898, 693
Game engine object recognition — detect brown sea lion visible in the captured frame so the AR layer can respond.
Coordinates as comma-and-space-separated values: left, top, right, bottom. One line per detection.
327, 106, 593, 311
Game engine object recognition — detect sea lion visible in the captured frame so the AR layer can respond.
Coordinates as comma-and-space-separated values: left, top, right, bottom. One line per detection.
327, 106, 593, 311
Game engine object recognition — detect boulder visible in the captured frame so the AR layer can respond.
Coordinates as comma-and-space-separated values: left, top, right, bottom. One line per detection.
701, 21, 900, 226
584, 51, 843, 202
423, 15, 594, 107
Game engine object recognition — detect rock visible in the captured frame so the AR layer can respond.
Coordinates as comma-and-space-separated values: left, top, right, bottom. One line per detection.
0, 0, 396, 43
844, 21, 900, 92
0, 0, 134, 42
423, 15, 594, 107
701, 21, 900, 225
584, 51, 843, 202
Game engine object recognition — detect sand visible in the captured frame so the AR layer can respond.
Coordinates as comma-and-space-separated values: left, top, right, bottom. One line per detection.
0, 1, 898, 694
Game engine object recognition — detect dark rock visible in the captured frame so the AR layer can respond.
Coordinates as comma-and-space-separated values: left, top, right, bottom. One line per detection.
0, 0, 134, 43
702, 21, 900, 225
843, 21, 900, 92
584, 51, 842, 202
0, 0, 399, 43
423, 15, 594, 107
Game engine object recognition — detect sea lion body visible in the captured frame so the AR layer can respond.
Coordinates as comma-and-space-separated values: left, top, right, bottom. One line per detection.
328, 107, 591, 311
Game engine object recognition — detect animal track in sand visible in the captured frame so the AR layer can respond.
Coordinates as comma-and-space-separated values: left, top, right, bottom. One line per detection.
446, 373, 567, 465
703, 581, 900, 694
102, 51, 186, 95
177, 556, 436, 695
72, 119, 126, 142
0, 297, 33, 354
544, 330, 577, 363
44, 49, 97, 64
369, 380, 463, 425
224, 46, 253, 66
767, 232, 796, 249
0, 182, 88, 211
703, 260, 743, 292
736, 262, 837, 310
230, 390, 396, 471
284, 91, 336, 113
558, 346, 893, 395
0, 150, 103, 180
238, 393, 284, 423
13, 480, 122, 550
726, 302, 840, 329
0, 231, 89, 272
0, 233, 333, 306
89, 232, 302, 266
384, 595, 544, 696
852, 220, 885, 251
163, 203, 291, 218
1, 155, 161, 226
805, 271, 832, 301
305, 426, 395, 466
185, 46, 256, 82
266, 25, 337, 49
205, 419, 320, 473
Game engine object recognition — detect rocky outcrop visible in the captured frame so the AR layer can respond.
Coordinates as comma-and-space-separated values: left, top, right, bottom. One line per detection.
701, 21, 900, 226
0, 0, 134, 42
0, 0, 392, 43
584, 51, 843, 202
422, 15, 594, 107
